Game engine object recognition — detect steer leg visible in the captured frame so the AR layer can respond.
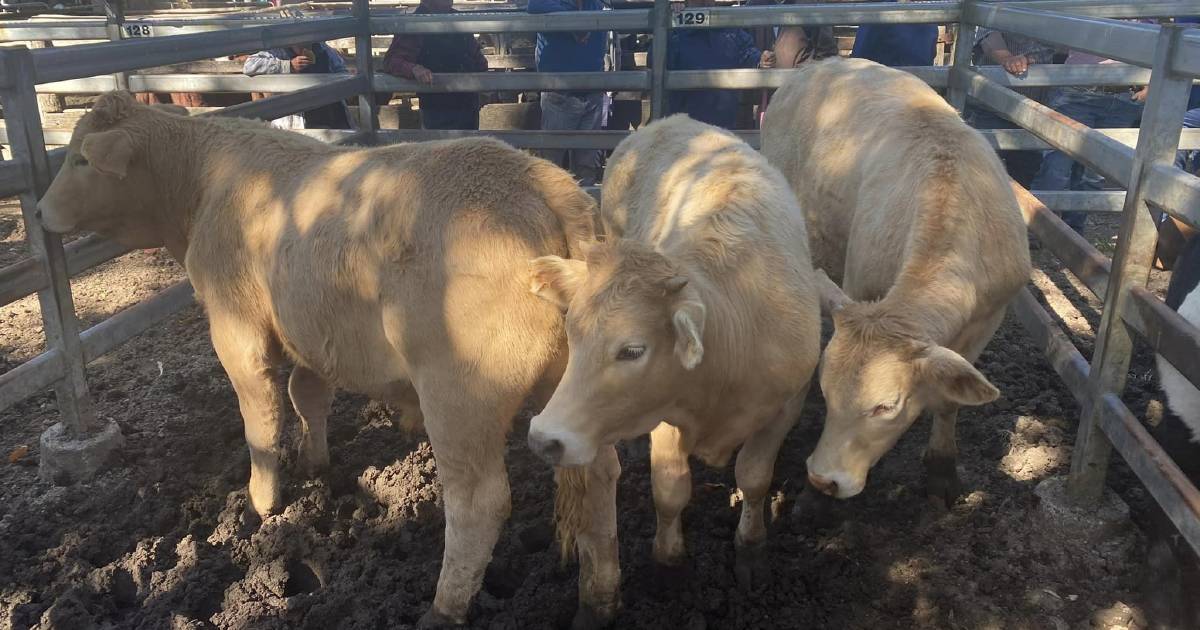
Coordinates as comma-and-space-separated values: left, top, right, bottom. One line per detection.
417, 392, 513, 627
732, 392, 805, 591
287, 366, 335, 478
572, 445, 622, 630
210, 313, 286, 520
924, 311, 1005, 509
924, 408, 962, 509
650, 423, 692, 567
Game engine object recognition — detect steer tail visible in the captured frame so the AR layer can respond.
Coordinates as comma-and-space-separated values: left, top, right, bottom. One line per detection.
553, 465, 588, 564
526, 157, 600, 259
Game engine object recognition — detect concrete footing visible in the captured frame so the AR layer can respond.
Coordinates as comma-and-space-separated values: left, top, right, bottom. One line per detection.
38, 419, 124, 485
1033, 476, 1132, 544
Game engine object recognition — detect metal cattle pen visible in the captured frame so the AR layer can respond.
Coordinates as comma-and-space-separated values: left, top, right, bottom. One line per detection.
0, 0, 1196, 561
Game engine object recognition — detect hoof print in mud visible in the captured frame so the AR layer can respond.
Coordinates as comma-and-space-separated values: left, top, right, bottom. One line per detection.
734, 540, 770, 592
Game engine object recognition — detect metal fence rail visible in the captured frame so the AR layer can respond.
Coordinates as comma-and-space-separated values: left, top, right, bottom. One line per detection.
958, 2, 1200, 557
0, 0, 1197, 567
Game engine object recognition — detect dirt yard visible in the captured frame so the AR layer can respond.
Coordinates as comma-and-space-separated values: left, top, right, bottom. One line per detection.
0, 199, 1182, 629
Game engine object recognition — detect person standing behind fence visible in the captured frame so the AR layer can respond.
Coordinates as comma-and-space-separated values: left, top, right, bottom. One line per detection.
382, 0, 490, 130
529, 0, 608, 186
965, 25, 1056, 187
1028, 41, 1148, 235
666, 0, 774, 130
243, 43, 353, 130
849, 0, 938, 67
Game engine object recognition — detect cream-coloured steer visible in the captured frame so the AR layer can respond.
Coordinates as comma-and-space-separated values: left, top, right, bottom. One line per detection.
528, 115, 820, 625
762, 58, 1031, 506
37, 92, 596, 627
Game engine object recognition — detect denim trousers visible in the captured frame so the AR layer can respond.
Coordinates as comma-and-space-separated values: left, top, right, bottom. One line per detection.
1030, 88, 1144, 233
539, 91, 605, 186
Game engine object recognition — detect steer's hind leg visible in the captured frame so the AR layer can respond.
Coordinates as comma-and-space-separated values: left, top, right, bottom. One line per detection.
417, 390, 513, 627
209, 313, 286, 520
732, 392, 805, 591
570, 445, 622, 630
288, 366, 335, 478
650, 423, 692, 567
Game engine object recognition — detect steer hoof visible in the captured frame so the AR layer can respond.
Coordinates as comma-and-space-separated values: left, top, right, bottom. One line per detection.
417, 607, 463, 629
734, 540, 770, 592
571, 603, 615, 630
923, 455, 962, 510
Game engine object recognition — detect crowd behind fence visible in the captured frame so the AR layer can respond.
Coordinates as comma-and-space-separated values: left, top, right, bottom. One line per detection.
0, 0, 1198, 563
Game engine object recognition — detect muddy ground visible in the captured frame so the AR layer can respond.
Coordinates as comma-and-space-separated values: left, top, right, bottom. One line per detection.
0, 199, 1184, 629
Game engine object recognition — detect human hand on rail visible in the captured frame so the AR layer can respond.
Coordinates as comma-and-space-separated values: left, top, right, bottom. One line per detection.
412, 65, 434, 85
999, 54, 1028, 76
759, 51, 776, 69
291, 56, 314, 72
1132, 86, 1149, 102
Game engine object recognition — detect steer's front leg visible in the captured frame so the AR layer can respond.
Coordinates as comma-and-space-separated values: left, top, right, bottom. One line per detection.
569, 445, 622, 630
732, 393, 804, 591
650, 423, 692, 567
210, 312, 286, 520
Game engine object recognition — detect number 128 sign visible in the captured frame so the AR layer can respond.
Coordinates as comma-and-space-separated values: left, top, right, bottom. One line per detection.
673, 9, 709, 27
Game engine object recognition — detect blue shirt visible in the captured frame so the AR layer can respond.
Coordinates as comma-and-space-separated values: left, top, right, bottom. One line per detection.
528, 0, 607, 73
850, 1, 938, 67
667, 29, 760, 129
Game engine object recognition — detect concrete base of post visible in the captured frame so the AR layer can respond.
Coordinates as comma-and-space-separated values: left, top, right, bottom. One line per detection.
1033, 476, 1132, 544
38, 419, 124, 485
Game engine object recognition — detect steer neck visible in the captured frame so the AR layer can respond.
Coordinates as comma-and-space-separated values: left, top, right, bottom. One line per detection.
141, 115, 211, 264
883, 270, 975, 347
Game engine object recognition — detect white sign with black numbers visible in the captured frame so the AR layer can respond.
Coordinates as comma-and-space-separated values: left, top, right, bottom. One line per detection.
122, 24, 154, 38
673, 9, 709, 27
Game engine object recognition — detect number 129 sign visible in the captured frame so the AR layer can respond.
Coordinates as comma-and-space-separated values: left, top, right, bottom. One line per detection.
673, 9, 709, 27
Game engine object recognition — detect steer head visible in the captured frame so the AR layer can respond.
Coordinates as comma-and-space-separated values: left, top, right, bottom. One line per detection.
807, 270, 998, 498
526, 240, 706, 467
37, 91, 182, 248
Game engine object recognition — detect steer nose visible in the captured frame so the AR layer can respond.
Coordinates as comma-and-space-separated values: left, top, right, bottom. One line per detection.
528, 432, 564, 466
807, 472, 838, 497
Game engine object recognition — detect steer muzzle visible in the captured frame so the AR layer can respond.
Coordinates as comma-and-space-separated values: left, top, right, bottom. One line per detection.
527, 413, 598, 468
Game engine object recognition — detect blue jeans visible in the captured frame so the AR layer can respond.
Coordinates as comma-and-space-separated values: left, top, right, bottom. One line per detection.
966, 106, 1043, 188
1030, 88, 1144, 233
1175, 107, 1200, 173
539, 91, 605, 186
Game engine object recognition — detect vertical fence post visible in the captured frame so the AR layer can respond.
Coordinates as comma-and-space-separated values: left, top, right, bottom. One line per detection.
102, 0, 129, 92
0, 48, 97, 438
353, 0, 379, 139
946, 3, 976, 113
649, 0, 669, 120
1066, 24, 1193, 503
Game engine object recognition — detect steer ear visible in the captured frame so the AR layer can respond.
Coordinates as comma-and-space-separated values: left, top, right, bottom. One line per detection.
80, 129, 135, 179
916, 345, 999, 406
672, 300, 706, 370
530, 256, 588, 311
815, 268, 853, 316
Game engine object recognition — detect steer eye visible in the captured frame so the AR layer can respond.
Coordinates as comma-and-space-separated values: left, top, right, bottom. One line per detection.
867, 402, 898, 418
616, 344, 646, 361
